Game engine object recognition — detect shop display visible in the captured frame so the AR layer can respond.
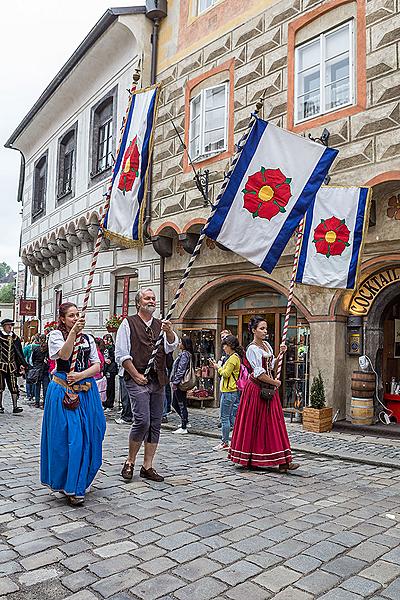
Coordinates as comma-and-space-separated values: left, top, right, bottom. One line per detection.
181, 329, 216, 405
283, 321, 310, 412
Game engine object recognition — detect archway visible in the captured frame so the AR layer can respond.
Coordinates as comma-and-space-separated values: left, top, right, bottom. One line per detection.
178, 274, 310, 411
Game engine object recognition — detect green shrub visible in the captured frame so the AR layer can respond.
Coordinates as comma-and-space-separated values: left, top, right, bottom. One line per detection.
310, 370, 326, 409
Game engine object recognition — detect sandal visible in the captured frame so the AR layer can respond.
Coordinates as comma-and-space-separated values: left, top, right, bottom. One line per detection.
121, 461, 134, 481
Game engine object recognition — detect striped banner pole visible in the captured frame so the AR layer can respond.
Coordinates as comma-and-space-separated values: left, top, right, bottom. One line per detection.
145, 96, 266, 376
275, 218, 304, 381
69, 68, 141, 372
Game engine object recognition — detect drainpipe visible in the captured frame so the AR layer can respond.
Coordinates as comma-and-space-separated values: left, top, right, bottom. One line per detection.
145, 0, 168, 310
38, 276, 42, 332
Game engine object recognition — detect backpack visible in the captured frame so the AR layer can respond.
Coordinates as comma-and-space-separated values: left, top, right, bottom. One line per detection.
234, 353, 251, 391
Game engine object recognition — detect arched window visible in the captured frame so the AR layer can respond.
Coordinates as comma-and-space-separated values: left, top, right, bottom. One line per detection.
90, 87, 117, 180
32, 152, 48, 219
57, 125, 77, 200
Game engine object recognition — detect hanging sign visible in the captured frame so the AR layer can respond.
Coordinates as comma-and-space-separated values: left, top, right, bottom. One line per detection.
19, 299, 37, 316
349, 267, 400, 315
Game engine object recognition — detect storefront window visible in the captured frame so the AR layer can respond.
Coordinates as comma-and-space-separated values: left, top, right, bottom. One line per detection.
181, 329, 216, 406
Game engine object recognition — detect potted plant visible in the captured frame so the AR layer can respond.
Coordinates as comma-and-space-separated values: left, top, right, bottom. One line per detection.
105, 314, 123, 333
303, 370, 333, 433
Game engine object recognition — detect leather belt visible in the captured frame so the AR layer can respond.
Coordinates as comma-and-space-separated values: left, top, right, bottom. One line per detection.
53, 375, 92, 393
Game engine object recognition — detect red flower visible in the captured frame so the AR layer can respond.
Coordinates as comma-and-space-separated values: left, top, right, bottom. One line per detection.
242, 167, 292, 220
313, 215, 351, 258
118, 136, 140, 194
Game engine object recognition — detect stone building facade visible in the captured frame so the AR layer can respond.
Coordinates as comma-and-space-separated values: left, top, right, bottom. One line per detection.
7, 0, 400, 420
149, 0, 400, 419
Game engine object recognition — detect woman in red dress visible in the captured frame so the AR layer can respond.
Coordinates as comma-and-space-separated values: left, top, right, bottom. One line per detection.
228, 315, 299, 472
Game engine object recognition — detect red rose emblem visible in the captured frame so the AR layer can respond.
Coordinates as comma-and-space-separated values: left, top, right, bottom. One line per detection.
313, 215, 351, 258
242, 167, 292, 220
118, 136, 140, 194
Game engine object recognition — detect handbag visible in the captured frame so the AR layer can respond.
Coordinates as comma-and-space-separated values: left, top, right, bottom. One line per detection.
178, 356, 197, 391
259, 382, 276, 402
26, 366, 42, 385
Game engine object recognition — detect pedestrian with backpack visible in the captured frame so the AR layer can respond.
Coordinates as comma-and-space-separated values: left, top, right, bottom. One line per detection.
171, 337, 195, 434
210, 335, 243, 450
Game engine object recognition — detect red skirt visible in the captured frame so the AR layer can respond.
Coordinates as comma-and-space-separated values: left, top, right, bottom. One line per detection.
228, 378, 292, 468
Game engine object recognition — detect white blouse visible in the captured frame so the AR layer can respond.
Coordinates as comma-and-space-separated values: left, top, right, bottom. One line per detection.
246, 342, 275, 378
48, 330, 99, 364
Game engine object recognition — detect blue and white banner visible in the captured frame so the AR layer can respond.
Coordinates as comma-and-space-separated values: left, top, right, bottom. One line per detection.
205, 118, 338, 273
104, 85, 160, 247
296, 186, 371, 289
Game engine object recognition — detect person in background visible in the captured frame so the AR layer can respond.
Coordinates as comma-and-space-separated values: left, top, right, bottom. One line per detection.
216, 329, 232, 429
103, 334, 118, 410
210, 335, 241, 450
94, 338, 107, 407
171, 337, 194, 434
23, 337, 35, 402
115, 363, 133, 425
31, 334, 50, 408
162, 352, 173, 424
0, 319, 27, 414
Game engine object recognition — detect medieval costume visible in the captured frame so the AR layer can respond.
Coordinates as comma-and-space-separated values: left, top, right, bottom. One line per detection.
115, 313, 178, 481
0, 319, 27, 414
228, 342, 293, 468
40, 330, 106, 502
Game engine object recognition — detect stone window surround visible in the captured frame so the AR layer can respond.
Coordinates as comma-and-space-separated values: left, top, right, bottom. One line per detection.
88, 85, 118, 187
56, 122, 78, 205
294, 20, 355, 125
183, 58, 235, 174
110, 267, 139, 318
287, 0, 367, 133
32, 150, 49, 223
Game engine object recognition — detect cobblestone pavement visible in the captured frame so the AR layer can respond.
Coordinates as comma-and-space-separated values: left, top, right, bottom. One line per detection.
2, 399, 400, 599
163, 409, 400, 470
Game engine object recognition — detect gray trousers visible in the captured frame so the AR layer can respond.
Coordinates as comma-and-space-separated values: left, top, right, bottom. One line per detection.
126, 379, 164, 444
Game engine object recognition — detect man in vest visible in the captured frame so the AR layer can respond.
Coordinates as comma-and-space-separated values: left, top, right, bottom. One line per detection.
116, 288, 178, 482
0, 318, 27, 414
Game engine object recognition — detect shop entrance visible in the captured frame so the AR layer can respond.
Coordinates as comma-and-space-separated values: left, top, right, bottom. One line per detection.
223, 290, 310, 410
380, 294, 400, 421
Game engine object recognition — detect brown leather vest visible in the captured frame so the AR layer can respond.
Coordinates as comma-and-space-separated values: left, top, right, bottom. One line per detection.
126, 314, 167, 386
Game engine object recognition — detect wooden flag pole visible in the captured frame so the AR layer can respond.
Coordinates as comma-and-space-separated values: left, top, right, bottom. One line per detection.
144, 96, 268, 376
69, 68, 141, 372
275, 218, 304, 381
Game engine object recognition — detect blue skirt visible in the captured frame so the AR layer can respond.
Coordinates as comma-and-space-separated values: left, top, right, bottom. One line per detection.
40, 372, 106, 498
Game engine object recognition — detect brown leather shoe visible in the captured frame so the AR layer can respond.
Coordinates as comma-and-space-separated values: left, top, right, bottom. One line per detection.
121, 461, 134, 480
140, 466, 164, 482
279, 462, 300, 472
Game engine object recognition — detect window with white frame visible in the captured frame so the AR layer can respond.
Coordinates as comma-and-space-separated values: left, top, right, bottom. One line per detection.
197, 0, 216, 15
295, 20, 354, 123
189, 83, 228, 162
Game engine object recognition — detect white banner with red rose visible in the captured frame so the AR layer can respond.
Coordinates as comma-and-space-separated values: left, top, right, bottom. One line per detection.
296, 186, 371, 289
104, 85, 160, 247
205, 117, 338, 273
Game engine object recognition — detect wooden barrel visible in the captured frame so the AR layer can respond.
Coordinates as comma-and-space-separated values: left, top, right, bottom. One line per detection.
351, 371, 376, 398
350, 396, 374, 425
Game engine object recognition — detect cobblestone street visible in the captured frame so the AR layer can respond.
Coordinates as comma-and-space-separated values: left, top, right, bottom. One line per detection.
3, 398, 400, 599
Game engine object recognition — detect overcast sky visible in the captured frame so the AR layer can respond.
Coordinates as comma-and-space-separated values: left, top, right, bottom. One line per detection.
0, 0, 142, 271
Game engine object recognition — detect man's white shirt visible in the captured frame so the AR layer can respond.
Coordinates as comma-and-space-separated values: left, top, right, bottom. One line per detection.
115, 317, 178, 367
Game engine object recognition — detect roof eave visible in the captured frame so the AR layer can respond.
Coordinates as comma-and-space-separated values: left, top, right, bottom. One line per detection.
5, 5, 146, 148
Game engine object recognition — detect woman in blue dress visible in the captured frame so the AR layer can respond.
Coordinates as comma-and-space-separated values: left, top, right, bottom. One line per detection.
40, 302, 106, 505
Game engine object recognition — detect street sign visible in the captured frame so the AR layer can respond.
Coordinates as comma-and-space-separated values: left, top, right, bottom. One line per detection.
20, 299, 37, 316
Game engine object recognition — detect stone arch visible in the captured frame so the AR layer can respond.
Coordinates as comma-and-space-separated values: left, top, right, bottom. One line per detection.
179, 273, 312, 323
